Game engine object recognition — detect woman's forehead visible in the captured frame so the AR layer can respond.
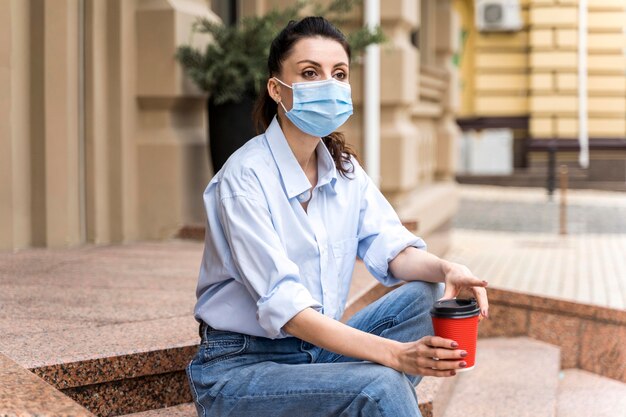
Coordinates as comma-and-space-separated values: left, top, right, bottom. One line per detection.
286, 37, 349, 66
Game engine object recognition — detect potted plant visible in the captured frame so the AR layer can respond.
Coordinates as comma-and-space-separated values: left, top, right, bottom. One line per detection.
175, 0, 385, 173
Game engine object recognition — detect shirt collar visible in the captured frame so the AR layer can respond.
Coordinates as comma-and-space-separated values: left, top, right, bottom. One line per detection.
265, 116, 338, 200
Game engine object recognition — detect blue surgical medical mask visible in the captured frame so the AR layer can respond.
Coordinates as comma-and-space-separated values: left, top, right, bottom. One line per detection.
274, 77, 353, 137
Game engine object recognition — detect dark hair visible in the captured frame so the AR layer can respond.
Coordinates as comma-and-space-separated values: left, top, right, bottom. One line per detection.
253, 16, 357, 177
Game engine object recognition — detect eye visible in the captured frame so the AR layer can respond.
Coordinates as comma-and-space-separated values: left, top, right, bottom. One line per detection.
333, 71, 347, 80
302, 70, 317, 79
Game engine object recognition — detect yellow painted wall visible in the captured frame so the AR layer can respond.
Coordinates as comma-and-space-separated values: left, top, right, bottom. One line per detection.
454, 0, 626, 140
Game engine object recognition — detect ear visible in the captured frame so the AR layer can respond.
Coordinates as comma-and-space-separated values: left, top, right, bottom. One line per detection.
267, 78, 282, 103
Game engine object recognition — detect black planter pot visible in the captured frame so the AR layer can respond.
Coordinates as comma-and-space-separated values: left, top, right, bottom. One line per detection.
207, 93, 258, 173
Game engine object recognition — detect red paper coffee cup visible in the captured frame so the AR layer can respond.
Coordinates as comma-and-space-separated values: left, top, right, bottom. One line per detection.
430, 298, 480, 371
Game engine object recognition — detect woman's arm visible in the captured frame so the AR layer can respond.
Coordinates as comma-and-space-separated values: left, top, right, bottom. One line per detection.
283, 307, 466, 377
389, 246, 490, 318
283, 247, 488, 376
388, 246, 448, 283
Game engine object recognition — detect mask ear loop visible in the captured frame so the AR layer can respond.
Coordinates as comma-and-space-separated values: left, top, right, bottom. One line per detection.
272, 77, 292, 114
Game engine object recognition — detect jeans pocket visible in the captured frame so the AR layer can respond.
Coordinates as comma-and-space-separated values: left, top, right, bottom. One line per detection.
201, 332, 248, 368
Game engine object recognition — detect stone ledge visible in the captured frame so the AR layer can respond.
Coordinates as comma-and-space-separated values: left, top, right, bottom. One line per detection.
483, 287, 626, 326
471, 287, 626, 383
0, 353, 95, 417
4, 316, 200, 389
63, 370, 191, 417
123, 402, 197, 417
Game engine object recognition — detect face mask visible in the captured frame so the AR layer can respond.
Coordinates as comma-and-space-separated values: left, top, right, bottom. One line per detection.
274, 77, 353, 137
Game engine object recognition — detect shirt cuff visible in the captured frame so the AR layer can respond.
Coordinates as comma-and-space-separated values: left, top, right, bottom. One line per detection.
257, 279, 323, 339
363, 226, 427, 286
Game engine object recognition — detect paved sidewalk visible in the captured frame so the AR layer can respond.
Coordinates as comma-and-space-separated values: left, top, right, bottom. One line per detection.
453, 185, 626, 234
447, 185, 626, 310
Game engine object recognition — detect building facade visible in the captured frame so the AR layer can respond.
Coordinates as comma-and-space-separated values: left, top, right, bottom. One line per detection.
1, 0, 461, 254
454, 0, 626, 181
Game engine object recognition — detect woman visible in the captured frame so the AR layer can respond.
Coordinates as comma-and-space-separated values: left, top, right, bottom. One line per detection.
187, 16, 489, 417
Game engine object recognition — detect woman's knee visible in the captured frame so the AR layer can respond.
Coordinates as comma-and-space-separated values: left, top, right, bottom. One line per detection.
395, 280, 444, 309
381, 281, 443, 340
363, 366, 413, 395
360, 366, 420, 414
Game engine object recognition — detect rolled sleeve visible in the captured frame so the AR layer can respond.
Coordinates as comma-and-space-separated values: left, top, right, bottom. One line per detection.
218, 175, 322, 338
355, 163, 428, 286
257, 279, 323, 339
363, 225, 427, 286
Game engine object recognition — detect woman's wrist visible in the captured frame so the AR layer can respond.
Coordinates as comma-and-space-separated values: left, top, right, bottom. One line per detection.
379, 338, 403, 370
440, 258, 453, 280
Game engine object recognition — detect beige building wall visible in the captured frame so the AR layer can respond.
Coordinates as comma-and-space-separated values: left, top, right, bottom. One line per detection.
1, 0, 214, 251
1, 0, 460, 253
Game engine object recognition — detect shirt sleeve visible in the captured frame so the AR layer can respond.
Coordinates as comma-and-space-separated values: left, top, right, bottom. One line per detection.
355, 162, 427, 286
216, 170, 322, 339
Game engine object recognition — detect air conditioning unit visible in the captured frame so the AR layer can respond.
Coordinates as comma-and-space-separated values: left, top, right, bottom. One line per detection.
475, 0, 523, 32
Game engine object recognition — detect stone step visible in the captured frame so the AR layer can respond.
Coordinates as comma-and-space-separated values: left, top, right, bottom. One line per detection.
442, 337, 561, 417
0, 255, 387, 417
123, 402, 197, 417
0, 352, 95, 417
557, 369, 626, 417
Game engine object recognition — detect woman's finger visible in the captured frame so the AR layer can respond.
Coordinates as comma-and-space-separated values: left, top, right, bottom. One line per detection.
472, 285, 489, 318
423, 346, 467, 361
419, 368, 457, 378
420, 357, 466, 370
440, 283, 459, 301
424, 336, 458, 349
457, 274, 488, 288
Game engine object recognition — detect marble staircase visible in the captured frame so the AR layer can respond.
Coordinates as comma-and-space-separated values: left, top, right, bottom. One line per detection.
2, 242, 626, 417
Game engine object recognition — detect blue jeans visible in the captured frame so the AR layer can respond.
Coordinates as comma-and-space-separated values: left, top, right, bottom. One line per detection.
186, 280, 443, 417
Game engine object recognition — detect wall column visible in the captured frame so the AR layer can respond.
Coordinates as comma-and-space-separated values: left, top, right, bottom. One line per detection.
43, 0, 82, 247
435, 0, 461, 180
379, 0, 420, 194
1, 0, 83, 250
135, 0, 215, 239
0, 0, 32, 251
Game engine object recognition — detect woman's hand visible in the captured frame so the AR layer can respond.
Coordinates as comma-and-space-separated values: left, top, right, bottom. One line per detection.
441, 260, 489, 319
388, 336, 467, 377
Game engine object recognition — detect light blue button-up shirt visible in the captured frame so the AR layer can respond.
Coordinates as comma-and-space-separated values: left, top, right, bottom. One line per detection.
194, 116, 427, 339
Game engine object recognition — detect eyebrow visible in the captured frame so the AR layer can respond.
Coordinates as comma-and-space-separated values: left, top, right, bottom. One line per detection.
296, 59, 348, 68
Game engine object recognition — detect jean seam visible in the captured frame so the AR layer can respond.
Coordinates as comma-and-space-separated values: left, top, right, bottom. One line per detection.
360, 392, 386, 417
365, 317, 396, 335
391, 284, 429, 327
207, 341, 245, 347
211, 390, 364, 399
186, 359, 206, 417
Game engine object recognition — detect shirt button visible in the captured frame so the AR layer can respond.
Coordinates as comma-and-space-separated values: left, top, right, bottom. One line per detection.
296, 189, 311, 202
